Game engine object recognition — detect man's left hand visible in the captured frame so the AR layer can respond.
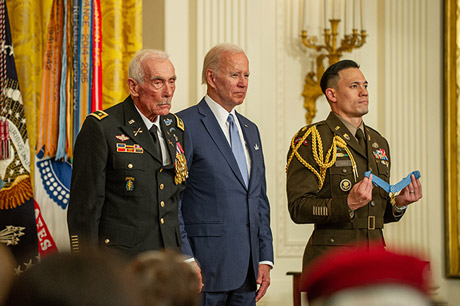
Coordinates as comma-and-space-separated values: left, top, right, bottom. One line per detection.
255, 264, 271, 302
395, 174, 422, 207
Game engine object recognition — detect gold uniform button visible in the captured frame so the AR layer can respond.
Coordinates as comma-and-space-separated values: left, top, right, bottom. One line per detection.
160, 168, 163, 172
128, 163, 133, 169
160, 218, 164, 224
160, 201, 165, 207
105, 239, 110, 244
329, 238, 335, 243
160, 183, 164, 190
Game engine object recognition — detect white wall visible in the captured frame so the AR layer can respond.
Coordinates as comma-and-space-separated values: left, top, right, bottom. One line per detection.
147, 0, 459, 304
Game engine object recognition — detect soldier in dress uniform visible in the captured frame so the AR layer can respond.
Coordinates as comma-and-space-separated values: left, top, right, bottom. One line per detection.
286, 60, 423, 272
67, 49, 188, 258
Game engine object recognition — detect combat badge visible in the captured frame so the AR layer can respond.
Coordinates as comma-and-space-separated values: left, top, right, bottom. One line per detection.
164, 118, 173, 126
340, 179, 352, 192
125, 177, 135, 191
116, 134, 129, 142
174, 142, 188, 184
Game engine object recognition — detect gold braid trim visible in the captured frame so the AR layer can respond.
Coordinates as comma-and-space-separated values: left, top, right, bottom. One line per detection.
0, 175, 33, 210
286, 126, 358, 191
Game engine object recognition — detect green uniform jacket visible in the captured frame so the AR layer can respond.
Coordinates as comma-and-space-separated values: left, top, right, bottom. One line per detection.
286, 112, 403, 270
67, 96, 186, 258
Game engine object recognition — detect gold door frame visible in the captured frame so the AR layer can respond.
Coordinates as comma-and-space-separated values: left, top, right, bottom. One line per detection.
445, 0, 460, 278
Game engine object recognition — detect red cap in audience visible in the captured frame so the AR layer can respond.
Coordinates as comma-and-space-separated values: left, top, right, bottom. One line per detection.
302, 245, 431, 302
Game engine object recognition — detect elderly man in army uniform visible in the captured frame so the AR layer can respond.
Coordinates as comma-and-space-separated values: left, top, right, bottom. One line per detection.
286, 60, 423, 271
68, 50, 188, 258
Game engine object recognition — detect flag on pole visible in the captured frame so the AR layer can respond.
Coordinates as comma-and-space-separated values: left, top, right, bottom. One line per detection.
0, 0, 38, 272
34, 0, 102, 255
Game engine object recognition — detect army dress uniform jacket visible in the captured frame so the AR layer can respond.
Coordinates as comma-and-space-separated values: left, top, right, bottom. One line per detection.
286, 112, 403, 270
67, 96, 187, 258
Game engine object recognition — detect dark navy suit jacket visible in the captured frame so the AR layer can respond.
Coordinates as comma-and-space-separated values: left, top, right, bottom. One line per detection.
178, 98, 273, 292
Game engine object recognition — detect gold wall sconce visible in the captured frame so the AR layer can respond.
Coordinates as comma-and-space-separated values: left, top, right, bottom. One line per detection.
301, 0, 367, 124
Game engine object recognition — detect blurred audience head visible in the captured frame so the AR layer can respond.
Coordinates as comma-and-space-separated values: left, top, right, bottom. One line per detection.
0, 244, 15, 306
5, 249, 137, 306
302, 246, 433, 306
127, 250, 200, 306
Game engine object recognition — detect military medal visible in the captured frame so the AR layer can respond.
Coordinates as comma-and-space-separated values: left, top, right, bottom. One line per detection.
117, 143, 143, 153
174, 142, 188, 184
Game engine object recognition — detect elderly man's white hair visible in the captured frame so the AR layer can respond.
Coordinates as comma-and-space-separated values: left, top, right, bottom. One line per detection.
201, 43, 246, 84
128, 49, 170, 83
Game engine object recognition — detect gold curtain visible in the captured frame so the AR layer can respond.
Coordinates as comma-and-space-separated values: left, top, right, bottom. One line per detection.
6, 0, 142, 184
101, 0, 142, 109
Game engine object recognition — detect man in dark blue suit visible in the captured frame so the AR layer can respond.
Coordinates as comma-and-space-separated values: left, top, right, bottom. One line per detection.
178, 43, 274, 306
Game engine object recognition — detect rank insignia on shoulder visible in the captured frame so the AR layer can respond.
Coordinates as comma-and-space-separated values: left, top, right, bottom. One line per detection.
125, 177, 135, 191
173, 114, 185, 131
117, 143, 144, 153
294, 137, 308, 146
116, 134, 129, 142
89, 110, 108, 120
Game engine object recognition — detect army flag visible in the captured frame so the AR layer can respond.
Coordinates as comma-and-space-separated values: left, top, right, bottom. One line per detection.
34, 0, 102, 254
0, 0, 39, 271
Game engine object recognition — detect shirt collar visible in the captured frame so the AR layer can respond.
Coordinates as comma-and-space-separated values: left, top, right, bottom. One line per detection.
134, 105, 161, 130
204, 95, 236, 125
332, 112, 364, 137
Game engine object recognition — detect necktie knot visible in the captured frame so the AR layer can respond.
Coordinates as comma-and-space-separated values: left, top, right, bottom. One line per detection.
227, 113, 234, 124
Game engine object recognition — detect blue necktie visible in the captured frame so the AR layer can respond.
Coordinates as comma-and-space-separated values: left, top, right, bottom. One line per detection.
228, 114, 249, 187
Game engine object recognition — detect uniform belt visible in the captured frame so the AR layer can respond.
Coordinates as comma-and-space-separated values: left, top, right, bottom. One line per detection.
315, 216, 383, 230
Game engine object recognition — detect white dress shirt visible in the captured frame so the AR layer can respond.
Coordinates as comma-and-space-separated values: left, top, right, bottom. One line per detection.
204, 95, 252, 177
135, 106, 172, 166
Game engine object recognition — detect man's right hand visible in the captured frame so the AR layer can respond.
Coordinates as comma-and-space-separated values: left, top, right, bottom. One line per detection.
190, 260, 204, 292
347, 174, 373, 211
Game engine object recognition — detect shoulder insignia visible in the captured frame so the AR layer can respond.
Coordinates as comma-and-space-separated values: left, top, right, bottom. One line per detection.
172, 113, 185, 131
89, 110, 108, 120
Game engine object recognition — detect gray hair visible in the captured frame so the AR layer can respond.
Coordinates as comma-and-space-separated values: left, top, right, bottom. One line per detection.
201, 43, 245, 84
129, 49, 170, 83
